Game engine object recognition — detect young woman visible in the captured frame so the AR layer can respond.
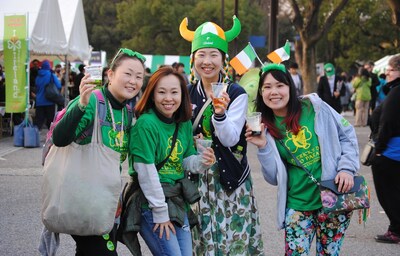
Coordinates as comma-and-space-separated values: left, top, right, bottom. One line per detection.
52, 48, 146, 255
179, 16, 264, 255
129, 67, 216, 256
246, 63, 360, 255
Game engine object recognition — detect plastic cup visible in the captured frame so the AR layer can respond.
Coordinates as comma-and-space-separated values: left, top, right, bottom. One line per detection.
211, 82, 228, 108
196, 139, 212, 155
84, 65, 103, 89
247, 112, 262, 135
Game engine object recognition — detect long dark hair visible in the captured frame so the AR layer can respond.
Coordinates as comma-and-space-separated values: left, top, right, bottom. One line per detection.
135, 67, 192, 122
255, 68, 302, 139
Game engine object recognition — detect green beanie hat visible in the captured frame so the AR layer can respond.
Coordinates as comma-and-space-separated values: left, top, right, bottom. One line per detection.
324, 63, 335, 77
179, 16, 241, 53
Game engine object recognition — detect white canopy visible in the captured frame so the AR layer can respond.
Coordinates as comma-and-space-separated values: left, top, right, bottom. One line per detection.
373, 53, 400, 75
0, 0, 90, 61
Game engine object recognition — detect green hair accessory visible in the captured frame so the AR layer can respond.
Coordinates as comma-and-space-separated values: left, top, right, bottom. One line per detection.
261, 63, 287, 74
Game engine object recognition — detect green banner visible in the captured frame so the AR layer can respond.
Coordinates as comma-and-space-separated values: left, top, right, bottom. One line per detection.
3, 15, 28, 113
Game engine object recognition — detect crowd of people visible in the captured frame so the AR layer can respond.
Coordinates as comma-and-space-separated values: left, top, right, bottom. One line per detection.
2, 14, 392, 256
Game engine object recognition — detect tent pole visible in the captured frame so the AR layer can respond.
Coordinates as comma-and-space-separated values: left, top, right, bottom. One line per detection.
25, 12, 30, 125
64, 55, 69, 105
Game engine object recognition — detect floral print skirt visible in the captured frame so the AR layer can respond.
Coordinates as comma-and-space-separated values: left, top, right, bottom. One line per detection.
191, 165, 264, 256
284, 208, 352, 256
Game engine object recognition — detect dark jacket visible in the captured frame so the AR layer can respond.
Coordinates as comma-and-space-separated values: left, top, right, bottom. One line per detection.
117, 178, 144, 256
317, 74, 345, 113
118, 176, 199, 255
370, 77, 400, 154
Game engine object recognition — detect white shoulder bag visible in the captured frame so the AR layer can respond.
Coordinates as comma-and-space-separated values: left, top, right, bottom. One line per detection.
41, 103, 121, 236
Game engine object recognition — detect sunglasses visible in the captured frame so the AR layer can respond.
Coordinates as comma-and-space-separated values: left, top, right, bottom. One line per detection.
110, 48, 146, 68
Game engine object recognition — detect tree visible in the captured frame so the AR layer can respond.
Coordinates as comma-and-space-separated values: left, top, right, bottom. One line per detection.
116, 0, 264, 57
83, 0, 127, 60
326, 0, 399, 73
283, 0, 350, 93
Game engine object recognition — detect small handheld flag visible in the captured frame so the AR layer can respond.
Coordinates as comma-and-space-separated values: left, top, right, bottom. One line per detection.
267, 41, 290, 63
230, 43, 258, 75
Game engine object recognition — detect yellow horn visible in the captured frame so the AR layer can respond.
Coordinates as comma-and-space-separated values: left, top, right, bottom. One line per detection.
179, 17, 195, 42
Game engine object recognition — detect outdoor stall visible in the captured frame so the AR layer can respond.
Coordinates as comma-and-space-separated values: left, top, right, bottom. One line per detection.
0, 0, 90, 141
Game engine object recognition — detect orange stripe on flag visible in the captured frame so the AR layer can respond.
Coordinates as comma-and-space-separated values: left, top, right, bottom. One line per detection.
267, 52, 281, 64
230, 57, 247, 75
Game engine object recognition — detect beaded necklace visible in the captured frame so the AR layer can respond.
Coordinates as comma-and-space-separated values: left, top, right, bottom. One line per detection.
107, 100, 124, 149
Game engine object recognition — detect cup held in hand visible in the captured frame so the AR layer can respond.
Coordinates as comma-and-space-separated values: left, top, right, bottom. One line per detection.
211, 82, 228, 108
84, 66, 103, 89
196, 139, 212, 155
247, 112, 262, 135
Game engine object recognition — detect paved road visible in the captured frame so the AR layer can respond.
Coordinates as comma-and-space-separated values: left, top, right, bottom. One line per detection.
0, 113, 398, 255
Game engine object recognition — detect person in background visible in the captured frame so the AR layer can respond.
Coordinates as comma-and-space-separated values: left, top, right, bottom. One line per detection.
174, 62, 189, 85
72, 64, 86, 100
141, 67, 152, 93
55, 64, 63, 83
317, 63, 346, 113
52, 48, 146, 255
364, 61, 380, 113
29, 59, 41, 101
370, 55, 400, 244
352, 67, 371, 127
34, 60, 62, 130
246, 63, 359, 255
62, 62, 76, 99
288, 62, 303, 96
340, 72, 353, 114
180, 16, 264, 255
129, 67, 215, 255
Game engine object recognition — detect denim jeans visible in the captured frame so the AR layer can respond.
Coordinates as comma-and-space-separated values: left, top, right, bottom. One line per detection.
140, 209, 192, 256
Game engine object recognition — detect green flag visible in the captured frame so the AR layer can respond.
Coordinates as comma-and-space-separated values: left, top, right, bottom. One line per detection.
4, 15, 28, 113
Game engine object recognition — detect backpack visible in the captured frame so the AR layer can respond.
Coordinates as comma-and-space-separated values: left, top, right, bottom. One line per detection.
41, 89, 132, 165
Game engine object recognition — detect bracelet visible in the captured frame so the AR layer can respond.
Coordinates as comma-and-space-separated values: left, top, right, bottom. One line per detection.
77, 102, 87, 112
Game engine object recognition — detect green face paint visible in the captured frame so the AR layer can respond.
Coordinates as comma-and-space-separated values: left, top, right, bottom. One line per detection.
102, 234, 110, 240
107, 241, 115, 251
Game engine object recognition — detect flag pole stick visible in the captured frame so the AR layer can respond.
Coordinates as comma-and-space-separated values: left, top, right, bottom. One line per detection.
248, 42, 265, 67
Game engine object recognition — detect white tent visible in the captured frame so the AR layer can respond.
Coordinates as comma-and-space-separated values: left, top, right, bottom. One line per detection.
373, 53, 400, 75
0, 0, 90, 61
58, 0, 90, 61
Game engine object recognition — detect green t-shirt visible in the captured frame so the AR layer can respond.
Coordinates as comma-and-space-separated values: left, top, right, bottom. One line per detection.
274, 100, 322, 211
69, 93, 130, 163
129, 109, 196, 184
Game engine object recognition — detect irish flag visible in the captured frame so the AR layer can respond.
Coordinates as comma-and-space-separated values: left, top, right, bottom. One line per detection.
267, 41, 290, 63
230, 43, 257, 75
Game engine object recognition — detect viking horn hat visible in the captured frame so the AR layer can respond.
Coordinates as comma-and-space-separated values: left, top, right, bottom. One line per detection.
179, 15, 241, 53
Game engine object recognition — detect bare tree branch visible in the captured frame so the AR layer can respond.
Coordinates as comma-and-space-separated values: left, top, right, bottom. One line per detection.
310, 0, 349, 45
387, 0, 400, 26
288, 0, 304, 32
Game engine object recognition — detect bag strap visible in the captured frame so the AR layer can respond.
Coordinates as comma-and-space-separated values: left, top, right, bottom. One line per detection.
278, 140, 320, 186
192, 98, 211, 133
156, 123, 179, 171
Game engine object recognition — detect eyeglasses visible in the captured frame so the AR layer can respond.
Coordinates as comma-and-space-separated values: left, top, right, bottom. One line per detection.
110, 48, 146, 68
